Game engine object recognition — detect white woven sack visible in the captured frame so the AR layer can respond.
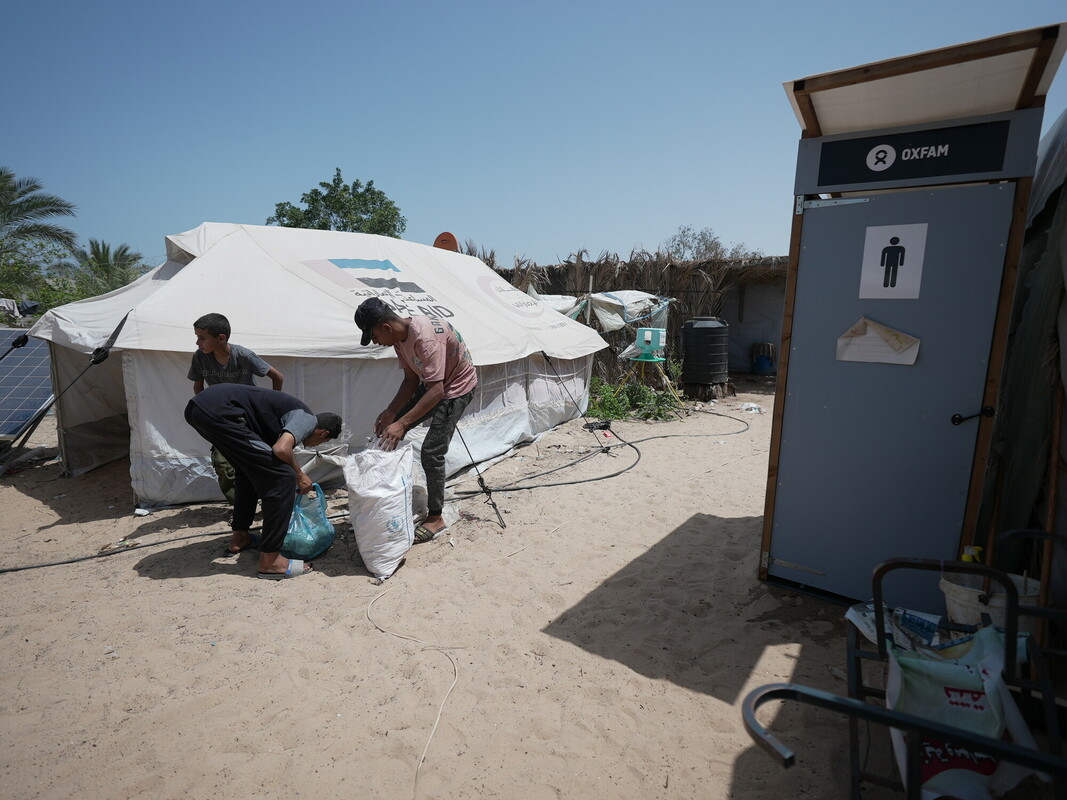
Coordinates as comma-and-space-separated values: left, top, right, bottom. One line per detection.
343, 443, 415, 580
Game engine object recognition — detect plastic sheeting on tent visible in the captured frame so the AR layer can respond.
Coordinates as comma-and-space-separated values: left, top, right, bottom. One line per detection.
526, 286, 584, 319
587, 291, 669, 332
31, 223, 607, 507
973, 108, 1067, 611
526, 287, 670, 332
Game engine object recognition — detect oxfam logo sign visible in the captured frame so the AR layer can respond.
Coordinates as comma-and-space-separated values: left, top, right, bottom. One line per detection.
866, 144, 896, 172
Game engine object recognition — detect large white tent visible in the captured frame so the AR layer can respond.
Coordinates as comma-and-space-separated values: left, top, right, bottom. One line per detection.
31, 223, 607, 507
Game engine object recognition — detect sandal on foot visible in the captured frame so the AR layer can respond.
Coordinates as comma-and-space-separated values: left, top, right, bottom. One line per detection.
413, 524, 443, 544
257, 559, 311, 580
223, 533, 259, 556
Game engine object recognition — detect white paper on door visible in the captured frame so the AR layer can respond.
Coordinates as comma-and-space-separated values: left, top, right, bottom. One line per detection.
836, 317, 920, 365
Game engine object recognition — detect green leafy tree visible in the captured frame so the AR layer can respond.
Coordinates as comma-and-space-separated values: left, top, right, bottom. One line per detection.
0, 238, 149, 322
59, 239, 149, 296
266, 168, 407, 237
0, 240, 79, 321
0, 167, 78, 256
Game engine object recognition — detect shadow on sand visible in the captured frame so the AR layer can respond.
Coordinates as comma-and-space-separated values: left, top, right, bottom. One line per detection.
542, 511, 857, 797
131, 522, 378, 582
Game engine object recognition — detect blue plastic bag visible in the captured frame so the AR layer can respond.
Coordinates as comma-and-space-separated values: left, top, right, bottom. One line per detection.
281, 484, 336, 560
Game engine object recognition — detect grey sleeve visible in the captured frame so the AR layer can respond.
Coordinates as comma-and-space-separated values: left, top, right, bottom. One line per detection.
187, 352, 203, 382
280, 409, 317, 444
235, 344, 272, 377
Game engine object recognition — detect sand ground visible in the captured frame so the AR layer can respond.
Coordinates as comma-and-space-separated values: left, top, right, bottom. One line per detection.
0, 378, 1053, 799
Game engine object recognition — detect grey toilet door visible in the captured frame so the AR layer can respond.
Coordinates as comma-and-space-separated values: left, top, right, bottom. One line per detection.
767, 182, 1015, 608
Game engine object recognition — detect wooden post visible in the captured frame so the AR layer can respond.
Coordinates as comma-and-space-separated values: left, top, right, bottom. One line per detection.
585, 274, 593, 325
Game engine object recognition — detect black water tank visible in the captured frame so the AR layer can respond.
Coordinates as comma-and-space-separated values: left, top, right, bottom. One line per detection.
681, 317, 729, 384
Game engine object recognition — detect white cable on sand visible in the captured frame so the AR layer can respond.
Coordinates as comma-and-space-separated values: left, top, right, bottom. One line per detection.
366, 583, 461, 799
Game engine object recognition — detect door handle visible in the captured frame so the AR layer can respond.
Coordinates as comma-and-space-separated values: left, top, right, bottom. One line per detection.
951, 406, 994, 425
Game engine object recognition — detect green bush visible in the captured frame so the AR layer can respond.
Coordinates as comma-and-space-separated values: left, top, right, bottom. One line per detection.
587, 376, 630, 420
665, 357, 682, 384
587, 376, 679, 421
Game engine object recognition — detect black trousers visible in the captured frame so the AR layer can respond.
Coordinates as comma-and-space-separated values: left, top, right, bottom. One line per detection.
399, 386, 474, 517
184, 401, 295, 553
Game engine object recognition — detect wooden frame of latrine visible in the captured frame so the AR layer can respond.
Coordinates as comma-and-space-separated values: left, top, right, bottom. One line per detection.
788, 25, 1061, 138
758, 24, 1063, 581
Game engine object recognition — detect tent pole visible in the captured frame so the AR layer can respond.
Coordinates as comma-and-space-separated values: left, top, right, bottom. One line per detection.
585, 274, 592, 325
0, 311, 131, 472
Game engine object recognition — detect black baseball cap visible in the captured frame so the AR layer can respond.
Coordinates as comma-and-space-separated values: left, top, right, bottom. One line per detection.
354, 297, 391, 346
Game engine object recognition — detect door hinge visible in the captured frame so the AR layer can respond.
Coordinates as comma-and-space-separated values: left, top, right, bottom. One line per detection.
795, 196, 870, 215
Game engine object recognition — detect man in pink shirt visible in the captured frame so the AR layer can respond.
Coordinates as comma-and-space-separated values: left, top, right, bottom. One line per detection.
355, 297, 477, 543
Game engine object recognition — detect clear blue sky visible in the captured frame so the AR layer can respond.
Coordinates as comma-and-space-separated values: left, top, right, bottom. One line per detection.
7, 1, 1067, 267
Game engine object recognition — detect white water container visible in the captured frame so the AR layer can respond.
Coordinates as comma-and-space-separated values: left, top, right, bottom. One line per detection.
940, 572, 1040, 633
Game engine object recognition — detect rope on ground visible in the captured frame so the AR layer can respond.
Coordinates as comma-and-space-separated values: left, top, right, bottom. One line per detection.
366, 583, 461, 800
450, 406, 751, 498
0, 510, 352, 575
0, 530, 215, 574
454, 426, 506, 529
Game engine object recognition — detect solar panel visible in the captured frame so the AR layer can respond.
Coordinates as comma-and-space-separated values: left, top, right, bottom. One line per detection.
0, 330, 54, 440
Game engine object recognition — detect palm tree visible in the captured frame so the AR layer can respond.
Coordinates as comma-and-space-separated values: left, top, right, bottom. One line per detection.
0, 167, 77, 255
63, 239, 147, 295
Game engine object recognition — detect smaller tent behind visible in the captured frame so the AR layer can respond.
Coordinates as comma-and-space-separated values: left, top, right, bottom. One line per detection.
31, 223, 607, 507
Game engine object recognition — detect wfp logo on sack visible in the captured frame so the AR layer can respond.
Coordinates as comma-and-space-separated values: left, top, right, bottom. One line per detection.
387, 518, 402, 533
